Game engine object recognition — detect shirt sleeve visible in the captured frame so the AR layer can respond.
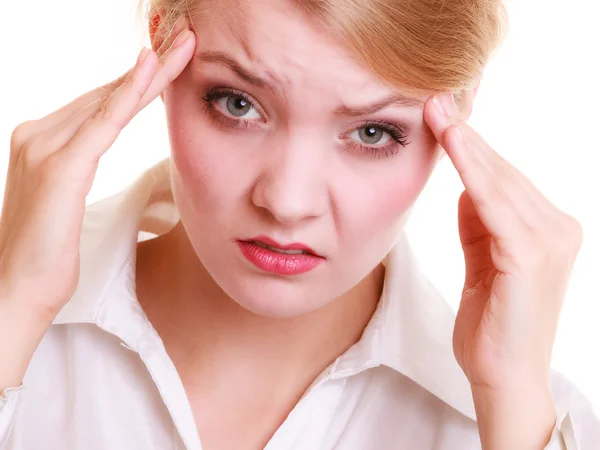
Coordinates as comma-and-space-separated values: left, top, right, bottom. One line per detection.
0, 385, 23, 447
544, 372, 600, 449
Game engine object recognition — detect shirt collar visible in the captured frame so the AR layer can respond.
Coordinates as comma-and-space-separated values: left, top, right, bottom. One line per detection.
330, 234, 476, 420
53, 159, 180, 323
54, 157, 475, 422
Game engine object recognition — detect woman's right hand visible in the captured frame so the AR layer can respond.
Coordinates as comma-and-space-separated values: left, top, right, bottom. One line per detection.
0, 18, 196, 392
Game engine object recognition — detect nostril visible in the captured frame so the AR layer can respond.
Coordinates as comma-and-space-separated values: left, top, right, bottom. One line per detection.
250, 159, 328, 224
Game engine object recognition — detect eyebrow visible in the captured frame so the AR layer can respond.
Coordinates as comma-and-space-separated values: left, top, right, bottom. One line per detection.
194, 50, 424, 114
194, 51, 279, 94
335, 94, 424, 116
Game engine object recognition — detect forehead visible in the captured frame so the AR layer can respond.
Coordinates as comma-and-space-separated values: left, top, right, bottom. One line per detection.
189, 0, 398, 101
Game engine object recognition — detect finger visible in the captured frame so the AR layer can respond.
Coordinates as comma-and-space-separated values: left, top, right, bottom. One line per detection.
424, 94, 552, 239
458, 120, 556, 221
458, 189, 492, 246
22, 74, 129, 140
154, 15, 190, 57
16, 99, 103, 165
425, 93, 502, 188
134, 26, 195, 114
424, 95, 522, 239
457, 189, 497, 289
463, 126, 549, 226
27, 28, 195, 157
426, 93, 554, 219
58, 47, 159, 164
21, 16, 192, 140
466, 125, 563, 234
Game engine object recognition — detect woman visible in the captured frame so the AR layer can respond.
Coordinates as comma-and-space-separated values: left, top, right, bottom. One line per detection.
0, 0, 598, 448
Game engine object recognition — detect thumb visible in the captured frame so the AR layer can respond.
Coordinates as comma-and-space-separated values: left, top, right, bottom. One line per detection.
458, 189, 496, 290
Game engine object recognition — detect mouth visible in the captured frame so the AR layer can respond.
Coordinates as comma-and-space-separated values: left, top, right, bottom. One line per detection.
236, 235, 325, 276
250, 240, 311, 255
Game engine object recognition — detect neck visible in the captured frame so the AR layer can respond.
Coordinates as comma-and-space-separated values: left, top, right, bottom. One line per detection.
136, 221, 384, 405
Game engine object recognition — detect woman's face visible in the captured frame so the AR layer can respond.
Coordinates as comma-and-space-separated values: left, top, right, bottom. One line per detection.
164, 0, 442, 317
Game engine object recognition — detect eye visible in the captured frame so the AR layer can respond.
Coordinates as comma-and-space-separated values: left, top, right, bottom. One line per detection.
342, 120, 410, 159
347, 121, 409, 148
349, 125, 392, 146
215, 94, 261, 119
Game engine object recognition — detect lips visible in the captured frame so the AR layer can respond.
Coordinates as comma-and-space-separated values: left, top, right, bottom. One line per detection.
247, 235, 320, 256
251, 240, 310, 255
237, 235, 324, 275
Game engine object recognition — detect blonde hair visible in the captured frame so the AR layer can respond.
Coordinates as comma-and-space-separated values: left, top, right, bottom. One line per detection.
136, 0, 507, 99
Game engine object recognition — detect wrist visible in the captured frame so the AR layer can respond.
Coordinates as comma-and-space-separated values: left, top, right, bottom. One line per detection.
471, 382, 557, 450
0, 296, 55, 391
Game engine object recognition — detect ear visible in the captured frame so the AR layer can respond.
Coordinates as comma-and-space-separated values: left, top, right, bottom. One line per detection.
148, 10, 164, 53
148, 10, 167, 102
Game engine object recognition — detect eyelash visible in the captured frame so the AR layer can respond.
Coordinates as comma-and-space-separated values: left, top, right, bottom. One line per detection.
201, 87, 264, 130
346, 120, 410, 159
200, 87, 411, 159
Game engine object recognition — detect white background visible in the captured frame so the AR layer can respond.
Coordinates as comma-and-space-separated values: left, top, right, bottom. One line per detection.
1, 0, 599, 413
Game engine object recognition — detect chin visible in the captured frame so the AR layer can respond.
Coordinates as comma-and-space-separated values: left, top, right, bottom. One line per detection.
211, 266, 336, 318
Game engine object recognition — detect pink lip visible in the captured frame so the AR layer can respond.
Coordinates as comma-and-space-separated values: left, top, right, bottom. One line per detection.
236, 235, 325, 276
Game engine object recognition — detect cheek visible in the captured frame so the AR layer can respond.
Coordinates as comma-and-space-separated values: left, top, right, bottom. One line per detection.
164, 86, 253, 216
335, 146, 438, 241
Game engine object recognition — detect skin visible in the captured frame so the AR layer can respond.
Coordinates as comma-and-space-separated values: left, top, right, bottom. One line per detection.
0, 0, 582, 448
139, 2, 449, 446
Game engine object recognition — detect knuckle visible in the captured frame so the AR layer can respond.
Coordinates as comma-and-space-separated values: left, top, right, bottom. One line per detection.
441, 124, 460, 149
518, 232, 553, 269
486, 179, 506, 206
120, 73, 133, 89
533, 225, 578, 266
94, 101, 111, 120
548, 212, 583, 251
134, 77, 149, 99
23, 134, 45, 153
511, 216, 582, 272
20, 138, 48, 170
10, 120, 38, 150
93, 101, 127, 130
123, 68, 148, 101
101, 72, 127, 93
37, 152, 67, 184
496, 159, 517, 182
165, 68, 179, 88
562, 214, 584, 248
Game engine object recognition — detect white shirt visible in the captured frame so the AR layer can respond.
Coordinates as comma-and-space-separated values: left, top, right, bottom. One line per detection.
1, 158, 598, 450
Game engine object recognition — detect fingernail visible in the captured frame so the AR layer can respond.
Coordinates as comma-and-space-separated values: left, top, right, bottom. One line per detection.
434, 93, 458, 118
172, 29, 191, 49
137, 47, 150, 64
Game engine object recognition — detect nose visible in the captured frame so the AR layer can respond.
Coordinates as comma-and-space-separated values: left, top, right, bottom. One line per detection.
251, 133, 329, 226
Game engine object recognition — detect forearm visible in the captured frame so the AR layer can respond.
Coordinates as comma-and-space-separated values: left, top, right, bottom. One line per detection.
472, 383, 557, 450
0, 293, 53, 392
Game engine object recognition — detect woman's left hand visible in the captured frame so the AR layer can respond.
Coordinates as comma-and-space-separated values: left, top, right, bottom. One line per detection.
423, 91, 583, 449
